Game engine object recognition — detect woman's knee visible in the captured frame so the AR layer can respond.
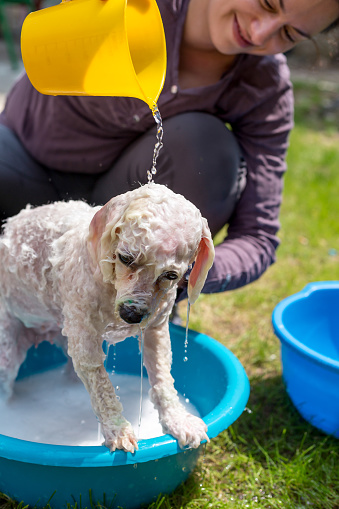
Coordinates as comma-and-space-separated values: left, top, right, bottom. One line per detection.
0, 125, 59, 219
157, 113, 244, 234
161, 112, 241, 175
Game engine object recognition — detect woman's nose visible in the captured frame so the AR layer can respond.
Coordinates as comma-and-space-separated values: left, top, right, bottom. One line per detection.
249, 15, 281, 46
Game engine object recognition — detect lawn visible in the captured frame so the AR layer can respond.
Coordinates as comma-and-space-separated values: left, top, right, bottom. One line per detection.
164, 79, 339, 509
1, 77, 339, 509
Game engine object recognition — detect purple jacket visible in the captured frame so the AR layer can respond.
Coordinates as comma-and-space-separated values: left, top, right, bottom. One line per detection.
0, 0, 294, 294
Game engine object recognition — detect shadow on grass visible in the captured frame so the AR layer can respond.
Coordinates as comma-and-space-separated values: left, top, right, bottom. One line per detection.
223, 374, 339, 462
160, 375, 339, 508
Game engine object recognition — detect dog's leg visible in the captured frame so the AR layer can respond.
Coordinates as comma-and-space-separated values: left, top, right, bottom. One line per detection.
143, 323, 209, 449
67, 329, 138, 453
73, 362, 138, 452
53, 333, 79, 382
0, 311, 30, 399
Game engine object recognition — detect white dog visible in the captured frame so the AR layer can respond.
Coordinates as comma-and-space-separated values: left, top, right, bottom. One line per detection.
0, 183, 214, 453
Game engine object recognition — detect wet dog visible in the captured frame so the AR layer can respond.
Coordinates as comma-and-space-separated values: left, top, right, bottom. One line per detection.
0, 183, 214, 452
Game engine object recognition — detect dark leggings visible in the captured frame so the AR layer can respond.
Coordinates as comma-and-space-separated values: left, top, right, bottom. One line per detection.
0, 113, 246, 236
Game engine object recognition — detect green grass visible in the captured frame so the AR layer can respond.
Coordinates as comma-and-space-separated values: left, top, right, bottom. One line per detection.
168, 81, 339, 509
1, 79, 339, 509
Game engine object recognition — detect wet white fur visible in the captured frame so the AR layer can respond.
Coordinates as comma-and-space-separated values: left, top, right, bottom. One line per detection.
0, 183, 214, 452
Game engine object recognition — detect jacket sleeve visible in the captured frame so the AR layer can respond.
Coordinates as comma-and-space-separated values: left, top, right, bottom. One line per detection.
202, 60, 294, 294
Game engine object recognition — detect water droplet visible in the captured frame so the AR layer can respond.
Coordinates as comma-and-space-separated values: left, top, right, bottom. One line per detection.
116, 385, 120, 391
138, 328, 144, 437
97, 422, 102, 442
111, 343, 117, 376
183, 301, 190, 363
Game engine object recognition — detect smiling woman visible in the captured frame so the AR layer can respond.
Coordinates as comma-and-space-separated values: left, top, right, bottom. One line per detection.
0, 0, 338, 307
184, 0, 339, 59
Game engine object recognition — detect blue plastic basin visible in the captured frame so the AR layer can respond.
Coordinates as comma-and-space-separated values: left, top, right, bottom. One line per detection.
0, 324, 249, 508
272, 281, 339, 437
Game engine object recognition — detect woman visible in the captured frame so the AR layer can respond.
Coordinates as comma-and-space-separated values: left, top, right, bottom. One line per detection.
0, 0, 338, 298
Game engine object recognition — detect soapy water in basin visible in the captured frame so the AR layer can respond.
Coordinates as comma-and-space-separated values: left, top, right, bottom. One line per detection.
0, 366, 198, 446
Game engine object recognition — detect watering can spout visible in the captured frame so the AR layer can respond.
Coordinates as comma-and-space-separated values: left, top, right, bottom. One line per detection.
20, 0, 167, 109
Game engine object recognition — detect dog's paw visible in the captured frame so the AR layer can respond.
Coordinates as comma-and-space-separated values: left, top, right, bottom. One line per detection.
160, 407, 209, 449
103, 421, 138, 454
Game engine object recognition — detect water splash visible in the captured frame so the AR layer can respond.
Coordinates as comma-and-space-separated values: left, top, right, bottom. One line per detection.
184, 301, 191, 362
98, 343, 110, 443
182, 301, 191, 398
111, 343, 117, 376
138, 327, 145, 437
147, 105, 164, 183
97, 422, 102, 443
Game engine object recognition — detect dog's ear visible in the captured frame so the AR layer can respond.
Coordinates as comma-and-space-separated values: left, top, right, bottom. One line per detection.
187, 219, 215, 305
87, 195, 129, 280
87, 202, 110, 265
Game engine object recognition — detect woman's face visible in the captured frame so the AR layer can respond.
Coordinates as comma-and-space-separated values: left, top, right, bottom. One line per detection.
205, 0, 338, 56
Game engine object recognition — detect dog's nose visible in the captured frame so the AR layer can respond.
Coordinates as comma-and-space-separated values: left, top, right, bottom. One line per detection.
119, 303, 148, 324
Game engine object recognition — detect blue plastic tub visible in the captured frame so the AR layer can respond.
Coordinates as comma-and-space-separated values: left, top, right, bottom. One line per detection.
0, 324, 249, 508
272, 281, 339, 437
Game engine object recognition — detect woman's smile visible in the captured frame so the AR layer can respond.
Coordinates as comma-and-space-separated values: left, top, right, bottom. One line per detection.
233, 14, 254, 48
185, 0, 339, 57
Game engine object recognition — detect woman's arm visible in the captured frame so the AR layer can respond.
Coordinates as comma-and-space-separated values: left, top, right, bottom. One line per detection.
205, 72, 294, 293
177, 60, 294, 298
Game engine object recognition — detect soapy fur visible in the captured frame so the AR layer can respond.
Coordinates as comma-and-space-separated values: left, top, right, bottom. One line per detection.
0, 183, 214, 452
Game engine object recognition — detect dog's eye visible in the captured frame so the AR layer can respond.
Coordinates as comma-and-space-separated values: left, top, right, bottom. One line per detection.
118, 253, 135, 266
162, 271, 178, 281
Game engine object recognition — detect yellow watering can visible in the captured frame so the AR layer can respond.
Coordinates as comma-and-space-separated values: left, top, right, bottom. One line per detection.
21, 0, 167, 109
